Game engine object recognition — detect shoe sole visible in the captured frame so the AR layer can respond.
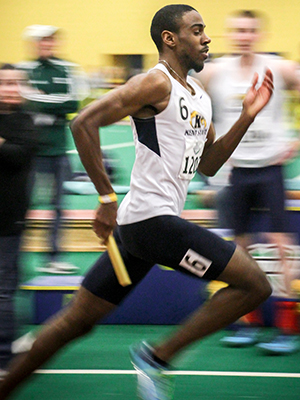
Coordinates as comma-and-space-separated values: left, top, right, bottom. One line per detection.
36, 267, 77, 274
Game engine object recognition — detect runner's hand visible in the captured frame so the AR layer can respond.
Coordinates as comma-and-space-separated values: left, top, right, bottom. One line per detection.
243, 69, 274, 119
93, 202, 118, 243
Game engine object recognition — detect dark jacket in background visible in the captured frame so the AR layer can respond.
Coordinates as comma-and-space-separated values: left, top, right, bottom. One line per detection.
0, 110, 37, 235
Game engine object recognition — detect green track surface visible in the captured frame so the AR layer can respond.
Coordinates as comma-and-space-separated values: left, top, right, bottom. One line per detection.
10, 326, 300, 400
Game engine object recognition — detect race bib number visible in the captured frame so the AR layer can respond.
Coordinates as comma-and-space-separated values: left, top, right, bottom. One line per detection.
180, 248, 212, 277
178, 136, 204, 180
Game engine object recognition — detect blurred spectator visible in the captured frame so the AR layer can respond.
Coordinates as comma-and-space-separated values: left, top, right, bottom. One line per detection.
0, 64, 37, 378
19, 25, 89, 274
196, 9, 300, 354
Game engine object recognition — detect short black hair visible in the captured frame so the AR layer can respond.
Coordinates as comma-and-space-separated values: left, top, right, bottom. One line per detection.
150, 4, 197, 52
0, 63, 16, 71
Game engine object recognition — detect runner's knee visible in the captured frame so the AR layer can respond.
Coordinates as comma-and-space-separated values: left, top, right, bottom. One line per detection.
252, 269, 272, 304
220, 245, 272, 301
56, 287, 115, 340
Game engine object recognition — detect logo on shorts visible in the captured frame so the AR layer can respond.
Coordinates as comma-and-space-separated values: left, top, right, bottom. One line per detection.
179, 248, 212, 278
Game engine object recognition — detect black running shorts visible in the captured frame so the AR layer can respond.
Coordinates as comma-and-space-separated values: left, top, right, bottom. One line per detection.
82, 215, 236, 304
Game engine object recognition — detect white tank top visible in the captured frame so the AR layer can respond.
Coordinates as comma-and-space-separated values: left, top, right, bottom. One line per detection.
117, 63, 212, 225
207, 54, 291, 168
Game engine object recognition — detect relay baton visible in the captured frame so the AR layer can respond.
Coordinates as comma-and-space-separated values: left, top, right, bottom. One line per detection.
107, 235, 132, 286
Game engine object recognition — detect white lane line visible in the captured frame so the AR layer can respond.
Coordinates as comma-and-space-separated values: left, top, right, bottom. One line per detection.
35, 370, 300, 378
36, 369, 136, 374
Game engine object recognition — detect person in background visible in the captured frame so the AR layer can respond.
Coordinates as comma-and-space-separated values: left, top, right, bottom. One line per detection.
19, 24, 90, 274
0, 64, 37, 379
196, 9, 300, 354
0, 5, 273, 400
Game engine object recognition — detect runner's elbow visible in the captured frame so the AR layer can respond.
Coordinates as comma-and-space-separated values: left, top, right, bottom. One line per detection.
198, 165, 218, 177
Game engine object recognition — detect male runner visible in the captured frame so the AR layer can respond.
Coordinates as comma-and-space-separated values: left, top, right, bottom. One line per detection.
0, 5, 273, 400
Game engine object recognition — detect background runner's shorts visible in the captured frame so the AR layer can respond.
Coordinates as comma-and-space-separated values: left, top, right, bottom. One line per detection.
230, 165, 286, 235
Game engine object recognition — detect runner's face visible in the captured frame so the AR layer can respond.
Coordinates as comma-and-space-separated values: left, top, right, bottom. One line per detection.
176, 10, 211, 73
227, 17, 261, 55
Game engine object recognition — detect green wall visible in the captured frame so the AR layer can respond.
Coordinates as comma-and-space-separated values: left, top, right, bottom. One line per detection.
0, 0, 300, 70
